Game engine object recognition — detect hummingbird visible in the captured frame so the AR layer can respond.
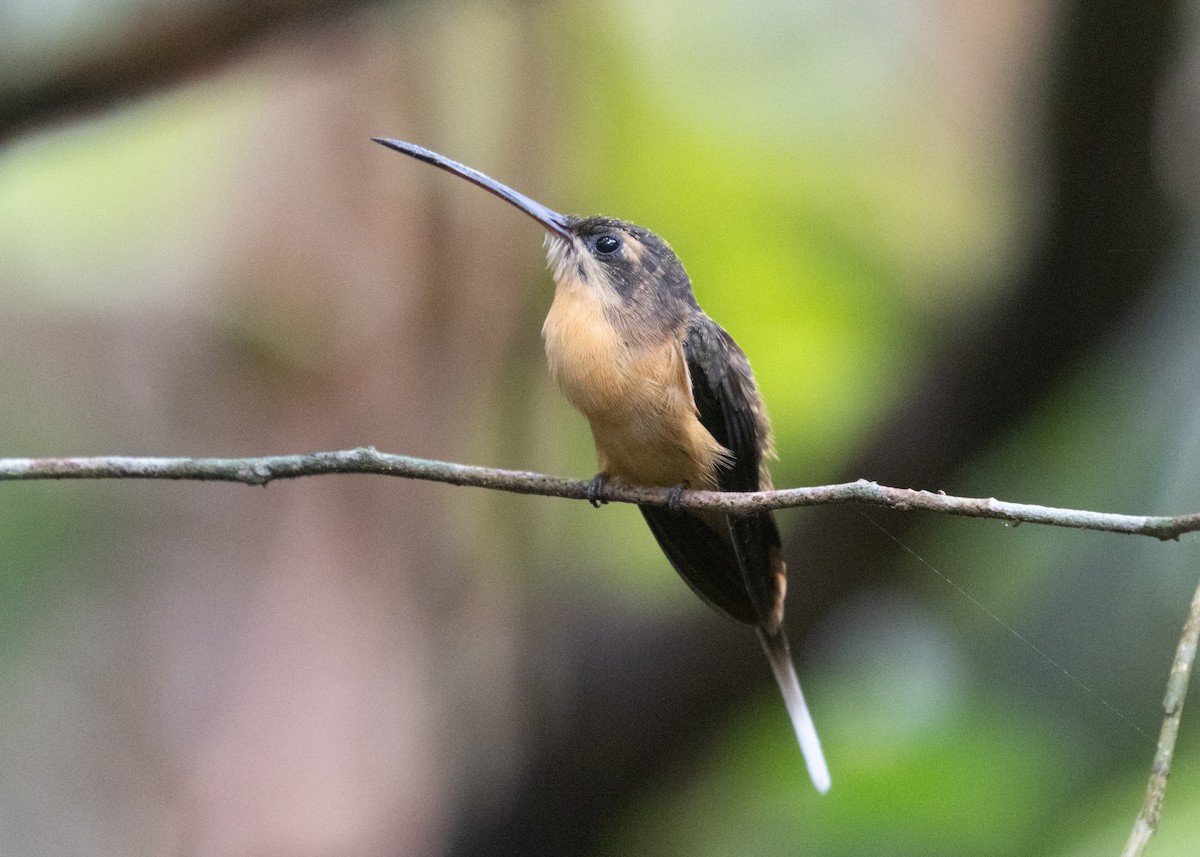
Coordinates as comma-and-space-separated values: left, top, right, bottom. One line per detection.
374, 137, 830, 793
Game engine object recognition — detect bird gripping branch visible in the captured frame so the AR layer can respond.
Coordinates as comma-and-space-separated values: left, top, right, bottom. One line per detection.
374, 137, 830, 793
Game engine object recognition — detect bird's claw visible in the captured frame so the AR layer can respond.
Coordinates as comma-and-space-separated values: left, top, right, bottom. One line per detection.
586, 473, 608, 508
665, 483, 687, 513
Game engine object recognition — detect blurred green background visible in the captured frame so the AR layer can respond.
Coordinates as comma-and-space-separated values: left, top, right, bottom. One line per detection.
2, 0, 1199, 854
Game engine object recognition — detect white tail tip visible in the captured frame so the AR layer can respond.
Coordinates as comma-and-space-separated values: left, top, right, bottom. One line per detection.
758, 628, 831, 794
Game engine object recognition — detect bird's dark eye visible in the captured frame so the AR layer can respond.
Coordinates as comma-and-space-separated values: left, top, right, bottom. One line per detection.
594, 234, 621, 255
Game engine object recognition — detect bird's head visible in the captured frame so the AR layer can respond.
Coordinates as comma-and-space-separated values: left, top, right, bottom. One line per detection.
373, 138, 698, 331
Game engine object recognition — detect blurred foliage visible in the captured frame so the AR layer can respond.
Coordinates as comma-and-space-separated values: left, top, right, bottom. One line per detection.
0, 79, 259, 307
600, 691, 1067, 857
0, 485, 91, 654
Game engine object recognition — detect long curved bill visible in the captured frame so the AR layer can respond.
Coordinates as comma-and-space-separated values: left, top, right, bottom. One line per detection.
372, 138, 573, 240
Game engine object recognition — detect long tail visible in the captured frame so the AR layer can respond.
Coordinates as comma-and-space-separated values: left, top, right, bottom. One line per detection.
757, 627, 831, 794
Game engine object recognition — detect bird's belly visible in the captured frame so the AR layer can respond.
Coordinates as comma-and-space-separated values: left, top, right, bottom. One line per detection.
543, 291, 727, 488
588, 403, 720, 488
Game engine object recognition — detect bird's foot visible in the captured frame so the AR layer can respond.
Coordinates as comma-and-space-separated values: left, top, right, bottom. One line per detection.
665, 482, 687, 513
586, 473, 608, 508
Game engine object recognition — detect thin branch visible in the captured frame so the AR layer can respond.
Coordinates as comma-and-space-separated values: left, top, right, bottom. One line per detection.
1121, 571, 1200, 857
2, 448, 1199, 540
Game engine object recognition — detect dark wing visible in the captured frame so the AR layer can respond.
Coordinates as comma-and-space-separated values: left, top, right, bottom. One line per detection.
683, 317, 767, 493
640, 315, 784, 629
640, 504, 761, 625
